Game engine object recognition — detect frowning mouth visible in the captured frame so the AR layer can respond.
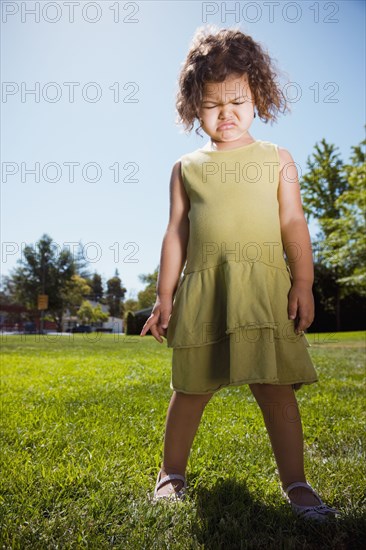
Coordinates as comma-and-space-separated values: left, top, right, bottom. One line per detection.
217, 122, 236, 130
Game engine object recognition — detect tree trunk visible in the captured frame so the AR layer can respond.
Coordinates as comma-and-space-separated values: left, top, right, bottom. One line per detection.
51, 311, 63, 333
335, 283, 341, 331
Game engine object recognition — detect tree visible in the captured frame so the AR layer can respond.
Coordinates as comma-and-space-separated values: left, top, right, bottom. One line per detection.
301, 139, 348, 223
138, 267, 159, 308
61, 274, 92, 317
77, 300, 94, 324
300, 135, 365, 329
124, 298, 139, 312
0, 274, 12, 306
93, 304, 109, 324
77, 300, 109, 325
106, 269, 126, 318
85, 272, 104, 302
5, 234, 83, 332
321, 137, 366, 295
3, 234, 94, 331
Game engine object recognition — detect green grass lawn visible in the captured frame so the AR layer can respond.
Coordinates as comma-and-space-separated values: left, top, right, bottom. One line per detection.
1, 331, 365, 549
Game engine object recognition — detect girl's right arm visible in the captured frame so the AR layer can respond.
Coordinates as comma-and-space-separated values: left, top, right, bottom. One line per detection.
140, 160, 190, 343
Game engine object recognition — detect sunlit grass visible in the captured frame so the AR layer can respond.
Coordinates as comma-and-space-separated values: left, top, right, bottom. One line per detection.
1, 332, 365, 549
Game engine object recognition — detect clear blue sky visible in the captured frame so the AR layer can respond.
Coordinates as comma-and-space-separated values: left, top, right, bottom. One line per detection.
1, 1, 365, 300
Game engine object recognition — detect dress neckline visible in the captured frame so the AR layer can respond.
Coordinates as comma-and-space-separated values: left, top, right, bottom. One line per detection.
199, 139, 261, 153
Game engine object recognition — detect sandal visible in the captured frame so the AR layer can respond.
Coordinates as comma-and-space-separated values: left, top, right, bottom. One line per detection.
281, 481, 340, 522
151, 469, 187, 502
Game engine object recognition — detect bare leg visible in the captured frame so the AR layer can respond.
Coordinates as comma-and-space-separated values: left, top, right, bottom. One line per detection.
248, 383, 320, 506
157, 390, 214, 497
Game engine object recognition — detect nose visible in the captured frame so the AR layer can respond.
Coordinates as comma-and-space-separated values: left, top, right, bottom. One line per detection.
218, 103, 233, 119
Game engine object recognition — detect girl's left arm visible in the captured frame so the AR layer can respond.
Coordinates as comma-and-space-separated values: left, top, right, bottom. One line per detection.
277, 147, 315, 334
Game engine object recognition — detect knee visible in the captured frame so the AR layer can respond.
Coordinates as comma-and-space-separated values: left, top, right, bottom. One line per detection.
199, 392, 214, 406
249, 383, 294, 403
175, 390, 214, 407
248, 384, 299, 422
249, 382, 275, 397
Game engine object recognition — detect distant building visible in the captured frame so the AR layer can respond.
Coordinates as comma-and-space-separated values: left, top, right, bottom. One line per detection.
0, 303, 57, 332
62, 300, 123, 333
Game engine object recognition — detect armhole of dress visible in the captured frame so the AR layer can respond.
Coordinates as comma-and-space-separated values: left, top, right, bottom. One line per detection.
273, 143, 281, 189
179, 157, 189, 195
274, 143, 287, 266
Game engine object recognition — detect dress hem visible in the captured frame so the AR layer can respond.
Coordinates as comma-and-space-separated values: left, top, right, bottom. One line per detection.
170, 377, 319, 395
167, 329, 309, 349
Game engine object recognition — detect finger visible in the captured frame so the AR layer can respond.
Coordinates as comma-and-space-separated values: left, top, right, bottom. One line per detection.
294, 314, 308, 334
140, 314, 155, 336
157, 324, 167, 337
294, 319, 305, 334
288, 298, 298, 320
160, 312, 171, 330
140, 322, 150, 336
295, 315, 312, 334
150, 324, 163, 343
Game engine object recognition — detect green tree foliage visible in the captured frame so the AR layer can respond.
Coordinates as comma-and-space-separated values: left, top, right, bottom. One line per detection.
123, 298, 139, 312
138, 267, 159, 308
85, 272, 104, 302
76, 300, 94, 324
77, 300, 109, 325
106, 269, 126, 318
300, 133, 366, 328
61, 274, 92, 317
320, 139, 366, 295
4, 234, 89, 331
301, 139, 348, 223
301, 135, 365, 286
93, 304, 109, 324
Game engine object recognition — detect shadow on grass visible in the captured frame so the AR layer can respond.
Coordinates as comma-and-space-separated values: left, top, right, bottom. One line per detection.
188, 477, 365, 550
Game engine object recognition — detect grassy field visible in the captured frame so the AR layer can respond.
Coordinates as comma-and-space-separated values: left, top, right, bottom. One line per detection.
1, 331, 365, 549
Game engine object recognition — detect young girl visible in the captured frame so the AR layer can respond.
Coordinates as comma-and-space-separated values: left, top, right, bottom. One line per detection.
140, 25, 340, 522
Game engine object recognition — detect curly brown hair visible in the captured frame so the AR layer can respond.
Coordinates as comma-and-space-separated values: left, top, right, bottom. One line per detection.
175, 24, 291, 137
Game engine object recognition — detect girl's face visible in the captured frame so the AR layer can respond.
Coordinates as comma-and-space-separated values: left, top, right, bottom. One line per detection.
198, 73, 255, 144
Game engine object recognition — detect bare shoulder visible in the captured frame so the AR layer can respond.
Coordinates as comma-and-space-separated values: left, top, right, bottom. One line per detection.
277, 146, 300, 185
170, 159, 188, 198
277, 146, 295, 174
276, 147, 304, 224
167, 159, 190, 232
171, 158, 186, 182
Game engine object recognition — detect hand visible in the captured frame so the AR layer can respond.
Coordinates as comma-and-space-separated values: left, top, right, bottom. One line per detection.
140, 297, 172, 344
288, 283, 314, 334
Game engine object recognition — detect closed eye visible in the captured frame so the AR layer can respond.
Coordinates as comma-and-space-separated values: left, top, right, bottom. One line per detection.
202, 100, 245, 109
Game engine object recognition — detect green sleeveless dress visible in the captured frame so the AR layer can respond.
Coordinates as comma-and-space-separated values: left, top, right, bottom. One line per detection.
166, 140, 319, 394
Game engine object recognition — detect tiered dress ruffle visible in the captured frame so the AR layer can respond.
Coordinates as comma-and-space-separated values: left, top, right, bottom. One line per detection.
166, 140, 319, 394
